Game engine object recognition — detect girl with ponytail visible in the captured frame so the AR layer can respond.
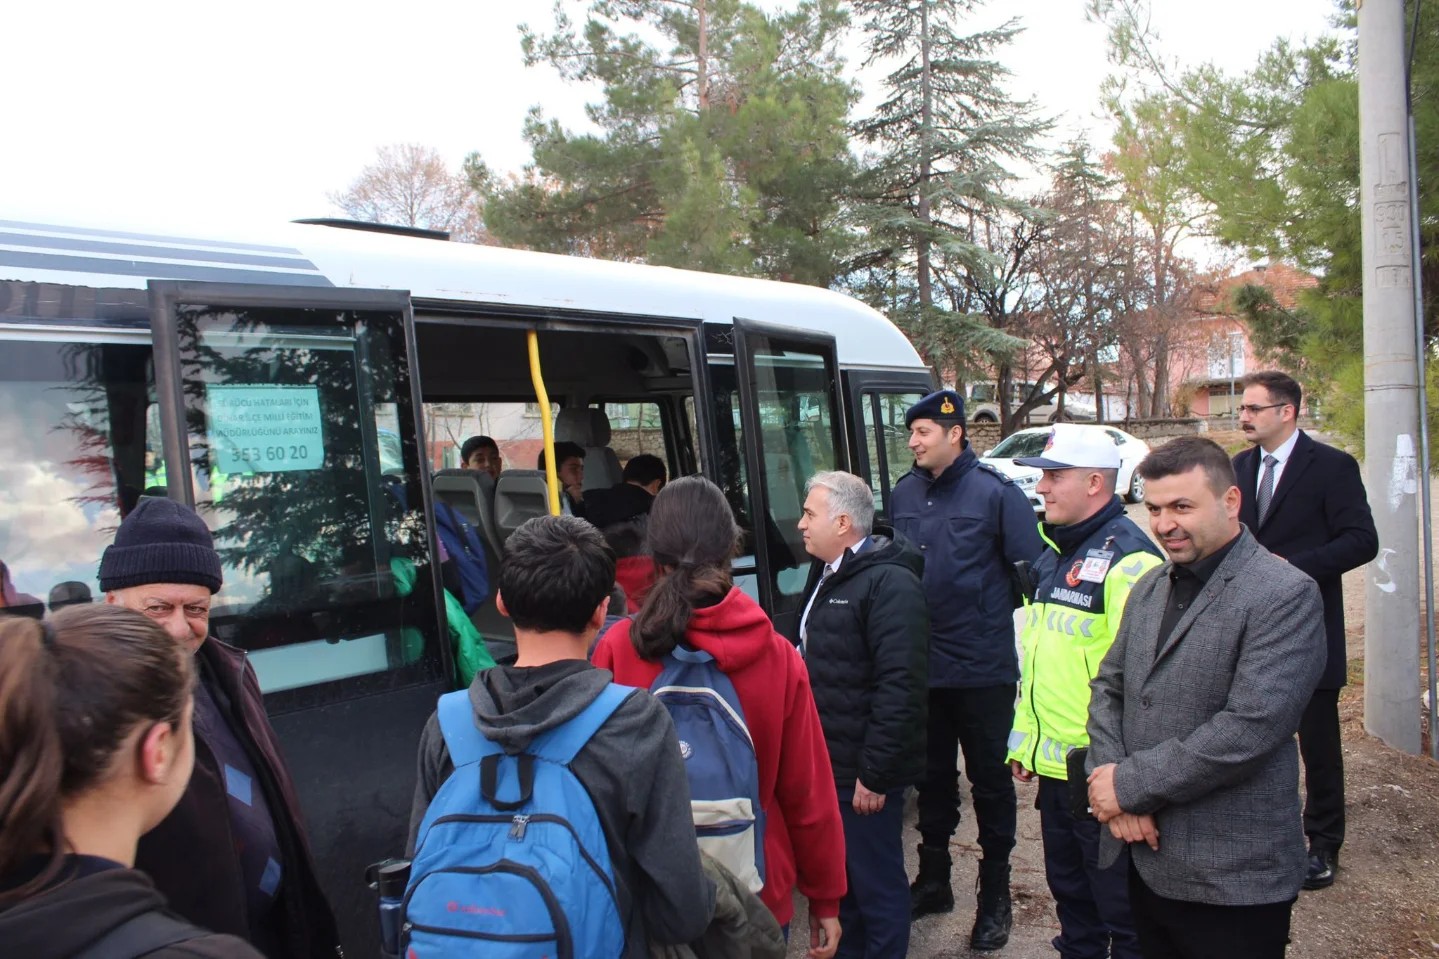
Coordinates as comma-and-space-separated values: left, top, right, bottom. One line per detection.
593, 477, 847, 956
0, 605, 261, 959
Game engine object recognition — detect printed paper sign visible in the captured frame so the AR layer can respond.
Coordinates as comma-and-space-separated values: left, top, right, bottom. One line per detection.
207, 385, 324, 474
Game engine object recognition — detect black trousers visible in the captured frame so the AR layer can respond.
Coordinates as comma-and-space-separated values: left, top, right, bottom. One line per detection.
916, 684, 1017, 858
1127, 862, 1294, 959
1298, 687, 1344, 854
1038, 777, 1140, 959
836, 788, 909, 959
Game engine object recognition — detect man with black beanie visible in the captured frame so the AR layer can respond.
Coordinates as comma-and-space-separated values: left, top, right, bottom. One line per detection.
101, 498, 341, 959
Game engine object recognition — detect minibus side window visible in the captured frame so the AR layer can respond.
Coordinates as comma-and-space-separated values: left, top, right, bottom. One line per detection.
861, 391, 923, 517
161, 305, 441, 695
422, 401, 561, 471
0, 340, 154, 618
598, 401, 673, 473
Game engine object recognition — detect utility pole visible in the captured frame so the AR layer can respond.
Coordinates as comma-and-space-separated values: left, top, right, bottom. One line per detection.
1359, 0, 1421, 753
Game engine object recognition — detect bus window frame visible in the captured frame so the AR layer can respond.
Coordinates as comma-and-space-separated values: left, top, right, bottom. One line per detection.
842, 369, 937, 519
147, 280, 450, 707
590, 395, 694, 482
411, 305, 717, 488
731, 316, 848, 631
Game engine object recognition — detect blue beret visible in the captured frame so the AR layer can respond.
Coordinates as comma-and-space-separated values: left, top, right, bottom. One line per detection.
905, 389, 965, 428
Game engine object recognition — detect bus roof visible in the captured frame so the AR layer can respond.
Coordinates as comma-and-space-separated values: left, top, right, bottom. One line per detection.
0, 216, 925, 371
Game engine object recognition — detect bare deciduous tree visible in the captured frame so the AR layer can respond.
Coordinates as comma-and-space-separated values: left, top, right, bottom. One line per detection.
330, 144, 491, 244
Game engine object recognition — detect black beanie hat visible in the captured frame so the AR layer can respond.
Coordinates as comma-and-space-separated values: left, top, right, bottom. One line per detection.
99, 498, 223, 594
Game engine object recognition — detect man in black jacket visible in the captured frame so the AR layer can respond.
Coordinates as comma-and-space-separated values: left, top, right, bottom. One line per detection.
797, 470, 929, 959
1233, 371, 1378, 891
99, 498, 341, 958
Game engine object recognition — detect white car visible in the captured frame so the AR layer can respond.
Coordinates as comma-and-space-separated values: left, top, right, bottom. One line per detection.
981, 425, 1152, 511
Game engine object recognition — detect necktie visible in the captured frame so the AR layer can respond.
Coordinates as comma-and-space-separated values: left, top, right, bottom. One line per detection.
1257, 454, 1278, 525
800, 563, 836, 652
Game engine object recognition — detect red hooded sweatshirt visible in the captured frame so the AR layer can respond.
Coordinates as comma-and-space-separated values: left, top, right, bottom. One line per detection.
593, 587, 846, 925
614, 555, 658, 613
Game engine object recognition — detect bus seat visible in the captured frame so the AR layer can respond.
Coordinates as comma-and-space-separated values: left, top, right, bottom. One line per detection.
555, 407, 623, 491
431, 469, 514, 666
494, 470, 552, 542
432, 469, 505, 563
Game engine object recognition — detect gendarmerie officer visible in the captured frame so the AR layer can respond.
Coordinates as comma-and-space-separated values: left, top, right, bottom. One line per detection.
890, 389, 1044, 951
1008, 425, 1162, 959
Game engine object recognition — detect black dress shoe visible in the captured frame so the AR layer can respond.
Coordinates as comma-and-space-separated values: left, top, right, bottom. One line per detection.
1303, 850, 1337, 890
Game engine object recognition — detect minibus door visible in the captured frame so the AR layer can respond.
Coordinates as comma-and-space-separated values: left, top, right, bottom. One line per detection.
732, 317, 848, 639
148, 281, 450, 958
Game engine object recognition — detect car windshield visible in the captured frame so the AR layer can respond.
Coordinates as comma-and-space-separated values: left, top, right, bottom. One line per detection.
989, 432, 1050, 458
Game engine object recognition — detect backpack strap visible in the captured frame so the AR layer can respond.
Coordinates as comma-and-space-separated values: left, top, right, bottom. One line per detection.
73, 911, 208, 959
436, 689, 502, 768
528, 684, 635, 765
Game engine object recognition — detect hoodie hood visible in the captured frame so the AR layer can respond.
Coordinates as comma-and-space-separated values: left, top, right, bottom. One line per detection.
678, 587, 780, 673
829, 524, 925, 584
470, 659, 613, 753
0, 861, 160, 959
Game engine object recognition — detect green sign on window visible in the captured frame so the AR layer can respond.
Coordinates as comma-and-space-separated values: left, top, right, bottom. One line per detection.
207, 385, 325, 473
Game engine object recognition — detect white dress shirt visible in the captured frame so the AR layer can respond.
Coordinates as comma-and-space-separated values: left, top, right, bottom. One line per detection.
799, 536, 869, 650
1257, 428, 1301, 496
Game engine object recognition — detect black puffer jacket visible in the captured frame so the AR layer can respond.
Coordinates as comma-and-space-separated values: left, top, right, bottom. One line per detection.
798, 526, 929, 794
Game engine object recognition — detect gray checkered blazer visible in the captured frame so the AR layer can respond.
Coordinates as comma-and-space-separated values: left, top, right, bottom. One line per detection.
1087, 527, 1326, 906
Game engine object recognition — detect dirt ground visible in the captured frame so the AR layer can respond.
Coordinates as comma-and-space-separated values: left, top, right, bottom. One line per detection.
787, 478, 1439, 959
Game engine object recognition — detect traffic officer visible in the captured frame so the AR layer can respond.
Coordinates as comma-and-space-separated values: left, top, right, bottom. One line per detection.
1008, 425, 1162, 959
892, 389, 1044, 951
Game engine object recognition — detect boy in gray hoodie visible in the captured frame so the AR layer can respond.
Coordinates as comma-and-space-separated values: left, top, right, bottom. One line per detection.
407, 514, 715, 957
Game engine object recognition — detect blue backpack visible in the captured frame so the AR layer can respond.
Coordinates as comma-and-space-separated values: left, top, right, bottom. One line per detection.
649, 647, 766, 892
404, 686, 632, 959
433, 500, 489, 616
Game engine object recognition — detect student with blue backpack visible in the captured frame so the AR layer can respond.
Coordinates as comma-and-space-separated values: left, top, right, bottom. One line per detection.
406, 514, 714, 959
593, 477, 848, 959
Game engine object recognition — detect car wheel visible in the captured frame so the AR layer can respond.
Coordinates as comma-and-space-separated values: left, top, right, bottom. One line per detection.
1127, 470, 1145, 503
972, 412, 998, 423
1046, 410, 1074, 424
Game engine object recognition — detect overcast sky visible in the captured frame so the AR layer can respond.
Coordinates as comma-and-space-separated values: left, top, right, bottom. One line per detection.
3, 0, 1338, 236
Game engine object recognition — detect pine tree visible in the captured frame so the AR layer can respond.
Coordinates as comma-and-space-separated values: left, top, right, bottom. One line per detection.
849, 0, 1048, 380
472, 0, 857, 285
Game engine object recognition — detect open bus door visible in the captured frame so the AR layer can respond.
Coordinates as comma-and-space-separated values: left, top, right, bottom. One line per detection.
731, 317, 848, 639
148, 281, 449, 958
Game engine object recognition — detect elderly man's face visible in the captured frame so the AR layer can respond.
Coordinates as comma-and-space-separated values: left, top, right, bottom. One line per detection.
108, 583, 212, 654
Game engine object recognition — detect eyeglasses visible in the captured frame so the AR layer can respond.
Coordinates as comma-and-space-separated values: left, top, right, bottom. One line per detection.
1236, 403, 1288, 415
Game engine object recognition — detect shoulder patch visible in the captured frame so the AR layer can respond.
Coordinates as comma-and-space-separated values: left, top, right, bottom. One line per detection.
976, 462, 1016, 486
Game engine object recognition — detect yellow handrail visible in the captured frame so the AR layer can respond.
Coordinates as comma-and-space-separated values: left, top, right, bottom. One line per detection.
527, 330, 561, 516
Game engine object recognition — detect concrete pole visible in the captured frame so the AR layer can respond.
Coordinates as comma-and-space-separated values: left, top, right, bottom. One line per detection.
1359, 0, 1422, 753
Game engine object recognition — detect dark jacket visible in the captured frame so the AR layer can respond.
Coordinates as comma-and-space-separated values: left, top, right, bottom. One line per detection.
648, 854, 785, 959
1088, 530, 1326, 905
136, 638, 341, 959
0, 856, 262, 959
796, 526, 929, 793
890, 444, 1045, 688
408, 660, 716, 959
1234, 431, 1379, 689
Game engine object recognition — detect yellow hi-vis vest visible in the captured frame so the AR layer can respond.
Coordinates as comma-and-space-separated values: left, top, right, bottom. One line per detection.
1007, 514, 1162, 780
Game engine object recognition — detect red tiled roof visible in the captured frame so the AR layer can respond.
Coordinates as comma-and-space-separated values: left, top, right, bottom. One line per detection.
1190, 263, 1318, 315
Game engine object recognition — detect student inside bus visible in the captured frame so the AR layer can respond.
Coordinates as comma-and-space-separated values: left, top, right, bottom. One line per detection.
460, 434, 503, 481
537, 441, 588, 516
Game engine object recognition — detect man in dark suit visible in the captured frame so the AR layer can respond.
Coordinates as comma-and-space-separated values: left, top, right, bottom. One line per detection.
1087, 437, 1326, 959
1232, 371, 1378, 890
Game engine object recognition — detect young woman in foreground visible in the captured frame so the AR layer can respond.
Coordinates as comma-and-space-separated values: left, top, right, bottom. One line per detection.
0, 605, 262, 958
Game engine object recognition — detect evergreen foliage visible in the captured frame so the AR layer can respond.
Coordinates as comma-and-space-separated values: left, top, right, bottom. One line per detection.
847, 0, 1047, 381
470, 0, 857, 286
